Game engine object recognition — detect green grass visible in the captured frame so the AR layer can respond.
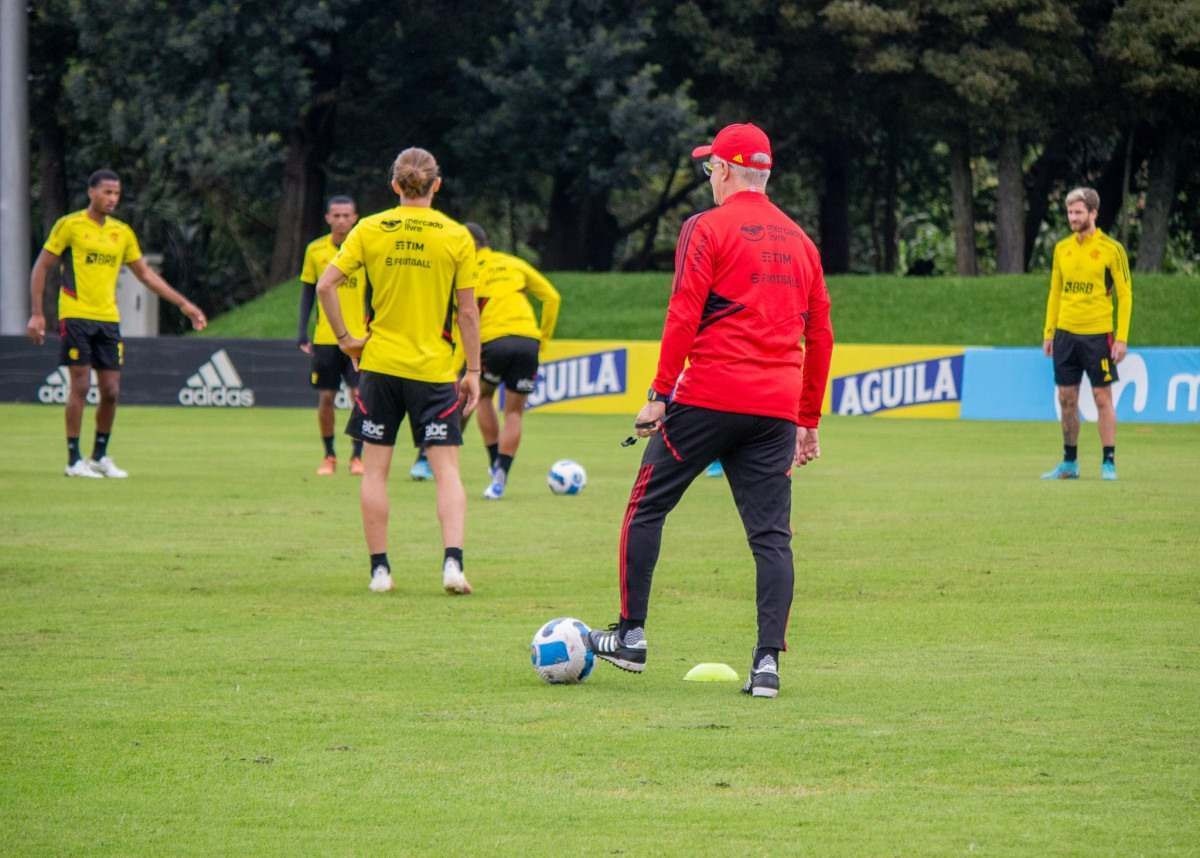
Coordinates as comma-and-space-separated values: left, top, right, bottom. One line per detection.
198, 272, 1200, 345
2, 404, 1198, 855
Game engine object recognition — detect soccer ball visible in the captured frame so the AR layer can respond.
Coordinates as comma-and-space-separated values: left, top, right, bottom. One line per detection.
530, 617, 594, 684
547, 459, 587, 495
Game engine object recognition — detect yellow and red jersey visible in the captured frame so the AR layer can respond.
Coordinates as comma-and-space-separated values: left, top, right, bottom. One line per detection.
474, 247, 560, 345
300, 234, 368, 344
331, 206, 477, 382
1044, 228, 1132, 341
44, 210, 142, 323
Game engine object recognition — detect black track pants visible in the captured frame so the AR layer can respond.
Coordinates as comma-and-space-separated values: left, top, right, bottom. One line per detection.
618, 403, 797, 650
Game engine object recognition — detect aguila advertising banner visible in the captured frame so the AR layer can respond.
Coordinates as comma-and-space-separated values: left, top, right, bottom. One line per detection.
1, 337, 1195, 423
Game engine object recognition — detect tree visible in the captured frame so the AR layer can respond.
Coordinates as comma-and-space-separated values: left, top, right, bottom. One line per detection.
1102, 0, 1200, 271
53, 0, 363, 312
459, 0, 702, 270
826, 0, 1089, 274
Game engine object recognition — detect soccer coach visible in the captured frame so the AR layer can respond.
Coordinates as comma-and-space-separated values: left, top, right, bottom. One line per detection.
588, 123, 834, 699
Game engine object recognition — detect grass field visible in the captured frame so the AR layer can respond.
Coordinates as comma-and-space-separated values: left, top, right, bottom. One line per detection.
198, 272, 1200, 346
2, 404, 1198, 856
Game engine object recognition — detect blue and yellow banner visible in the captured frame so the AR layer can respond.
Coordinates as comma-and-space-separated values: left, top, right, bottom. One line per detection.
526, 340, 659, 414
533, 340, 968, 418
825, 345, 965, 419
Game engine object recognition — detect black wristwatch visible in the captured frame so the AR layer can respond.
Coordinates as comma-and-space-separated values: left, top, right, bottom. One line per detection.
647, 386, 670, 403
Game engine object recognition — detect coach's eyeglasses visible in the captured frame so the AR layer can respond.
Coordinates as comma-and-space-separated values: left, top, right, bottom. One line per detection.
702, 159, 725, 178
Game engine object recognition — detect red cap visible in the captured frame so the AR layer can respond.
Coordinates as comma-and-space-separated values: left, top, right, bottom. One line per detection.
691, 123, 772, 170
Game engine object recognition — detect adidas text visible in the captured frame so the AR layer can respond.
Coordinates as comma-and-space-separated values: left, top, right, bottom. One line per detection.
38, 367, 100, 405
178, 349, 256, 408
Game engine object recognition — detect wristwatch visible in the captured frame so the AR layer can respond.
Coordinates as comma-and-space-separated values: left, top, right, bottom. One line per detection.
647, 387, 670, 403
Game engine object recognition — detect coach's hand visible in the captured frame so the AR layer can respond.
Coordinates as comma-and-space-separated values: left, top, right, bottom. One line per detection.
1111, 340, 1127, 363
298, 340, 313, 355
794, 427, 820, 467
26, 313, 46, 346
460, 370, 481, 417
1042, 338, 1053, 357
633, 401, 666, 437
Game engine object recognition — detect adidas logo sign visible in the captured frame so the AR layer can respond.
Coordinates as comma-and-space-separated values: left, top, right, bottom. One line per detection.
37, 367, 100, 404
178, 349, 255, 407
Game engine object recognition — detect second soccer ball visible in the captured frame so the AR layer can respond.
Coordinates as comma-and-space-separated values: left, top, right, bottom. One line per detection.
547, 459, 587, 495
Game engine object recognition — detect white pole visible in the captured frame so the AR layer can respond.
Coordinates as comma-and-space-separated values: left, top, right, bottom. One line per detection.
0, 0, 31, 334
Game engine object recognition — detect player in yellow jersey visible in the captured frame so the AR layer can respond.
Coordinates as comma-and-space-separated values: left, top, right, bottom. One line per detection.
297, 196, 367, 476
465, 222, 561, 500
1041, 187, 1133, 481
26, 169, 208, 478
316, 147, 482, 596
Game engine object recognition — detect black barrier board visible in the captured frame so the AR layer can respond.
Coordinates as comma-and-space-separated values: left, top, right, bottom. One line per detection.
0, 336, 330, 408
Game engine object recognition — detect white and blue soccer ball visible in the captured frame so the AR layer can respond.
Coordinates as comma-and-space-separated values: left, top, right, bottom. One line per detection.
547, 459, 587, 495
530, 617, 594, 684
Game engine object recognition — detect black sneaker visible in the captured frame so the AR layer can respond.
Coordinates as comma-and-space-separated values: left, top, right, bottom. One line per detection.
742, 649, 780, 698
587, 623, 647, 673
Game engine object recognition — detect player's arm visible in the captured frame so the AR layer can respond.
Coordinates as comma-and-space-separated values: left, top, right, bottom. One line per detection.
522, 262, 561, 345
297, 246, 318, 353
127, 258, 207, 330
456, 286, 482, 416
316, 263, 360, 358
297, 283, 316, 353
1110, 242, 1133, 362
26, 249, 60, 345
1043, 246, 1062, 355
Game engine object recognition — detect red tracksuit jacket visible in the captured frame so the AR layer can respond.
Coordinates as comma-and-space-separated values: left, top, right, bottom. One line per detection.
652, 190, 834, 427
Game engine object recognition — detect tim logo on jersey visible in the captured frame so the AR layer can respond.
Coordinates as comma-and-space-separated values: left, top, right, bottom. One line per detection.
525, 349, 627, 409
833, 356, 964, 416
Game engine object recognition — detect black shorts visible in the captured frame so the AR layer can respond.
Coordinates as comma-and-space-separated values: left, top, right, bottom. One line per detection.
1053, 330, 1118, 387
344, 370, 463, 448
481, 335, 540, 395
59, 319, 122, 370
310, 344, 360, 391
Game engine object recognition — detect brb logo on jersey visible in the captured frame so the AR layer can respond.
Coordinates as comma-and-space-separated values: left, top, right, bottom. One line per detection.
525, 349, 627, 409
833, 356, 964, 416
178, 349, 255, 407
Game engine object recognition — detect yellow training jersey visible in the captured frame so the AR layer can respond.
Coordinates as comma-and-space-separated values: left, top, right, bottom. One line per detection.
331, 205, 477, 382
1044, 228, 1132, 341
300, 234, 368, 344
44, 210, 142, 323
474, 247, 561, 344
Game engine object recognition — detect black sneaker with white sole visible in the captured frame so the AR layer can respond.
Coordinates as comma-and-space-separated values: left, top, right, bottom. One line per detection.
742, 649, 780, 698
588, 624, 647, 673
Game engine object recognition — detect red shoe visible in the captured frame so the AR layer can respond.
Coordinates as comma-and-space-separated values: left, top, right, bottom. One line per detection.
349, 457, 365, 476
316, 455, 337, 476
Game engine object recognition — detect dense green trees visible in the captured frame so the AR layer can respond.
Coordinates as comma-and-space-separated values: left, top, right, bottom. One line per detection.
27, 0, 1198, 318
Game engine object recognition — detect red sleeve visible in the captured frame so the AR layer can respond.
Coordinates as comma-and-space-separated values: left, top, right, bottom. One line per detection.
797, 245, 833, 427
652, 215, 712, 396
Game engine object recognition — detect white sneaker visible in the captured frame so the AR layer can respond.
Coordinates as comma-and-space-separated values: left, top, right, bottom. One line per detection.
368, 565, 394, 593
482, 469, 507, 500
442, 558, 472, 595
87, 456, 128, 478
64, 459, 103, 478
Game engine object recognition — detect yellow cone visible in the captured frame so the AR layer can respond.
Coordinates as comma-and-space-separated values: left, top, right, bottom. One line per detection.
683, 662, 739, 682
